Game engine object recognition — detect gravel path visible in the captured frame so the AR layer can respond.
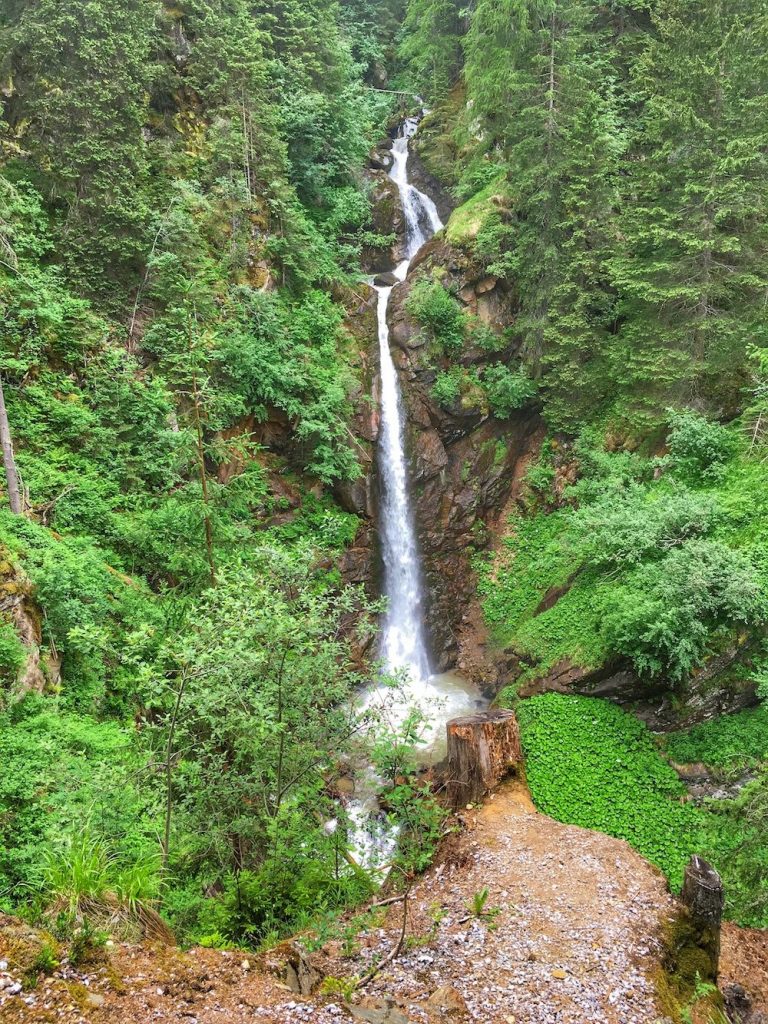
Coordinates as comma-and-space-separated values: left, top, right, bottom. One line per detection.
318, 781, 677, 1024
5, 780, 758, 1024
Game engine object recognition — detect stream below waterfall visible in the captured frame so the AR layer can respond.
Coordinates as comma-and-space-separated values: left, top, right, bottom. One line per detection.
348, 115, 486, 866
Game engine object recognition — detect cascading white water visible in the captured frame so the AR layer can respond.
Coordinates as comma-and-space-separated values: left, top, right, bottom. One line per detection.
363, 117, 481, 739
375, 117, 441, 683
349, 116, 485, 865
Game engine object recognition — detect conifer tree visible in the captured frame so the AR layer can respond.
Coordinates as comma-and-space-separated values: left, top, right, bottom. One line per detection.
465, 0, 622, 426
399, 0, 465, 100
611, 0, 768, 420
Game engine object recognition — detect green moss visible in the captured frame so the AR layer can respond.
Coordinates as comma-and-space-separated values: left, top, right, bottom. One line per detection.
445, 173, 509, 249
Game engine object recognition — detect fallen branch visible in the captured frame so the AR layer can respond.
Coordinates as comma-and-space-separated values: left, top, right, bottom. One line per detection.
354, 877, 411, 991
371, 893, 406, 909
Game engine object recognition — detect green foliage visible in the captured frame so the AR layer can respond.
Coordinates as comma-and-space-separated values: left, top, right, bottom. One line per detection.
398, 0, 768, 431
399, 0, 464, 99
518, 694, 701, 888
479, 363, 536, 418
431, 367, 464, 407
604, 540, 766, 681
0, 697, 155, 898
0, 618, 26, 685
663, 706, 768, 776
406, 279, 465, 356
144, 548, 377, 943
665, 410, 739, 483
702, 769, 768, 927
480, 427, 768, 684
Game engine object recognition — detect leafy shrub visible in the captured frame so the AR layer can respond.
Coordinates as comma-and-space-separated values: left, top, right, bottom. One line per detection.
570, 486, 721, 570
518, 693, 701, 888
431, 367, 463, 407
0, 619, 26, 686
604, 540, 766, 680
0, 697, 153, 897
480, 363, 536, 418
406, 279, 465, 356
666, 409, 738, 481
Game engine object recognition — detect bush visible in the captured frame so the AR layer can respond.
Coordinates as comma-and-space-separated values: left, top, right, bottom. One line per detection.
666, 409, 738, 481
480, 363, 536, 418
406, 280, 465, 356
0, 619, 26, 686
570, 486, 721, 570
431, 367, 463, 407
603, 540, 766, 680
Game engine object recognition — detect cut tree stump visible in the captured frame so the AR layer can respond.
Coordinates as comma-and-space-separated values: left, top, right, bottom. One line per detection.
680, 855, 725, 977
446, 709, 522, 810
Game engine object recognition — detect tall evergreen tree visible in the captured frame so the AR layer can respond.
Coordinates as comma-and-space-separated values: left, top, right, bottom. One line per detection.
465, 0, 622, 426
0, 0, 157, 295
611, 0, 768, 420
398, 0, 465, 100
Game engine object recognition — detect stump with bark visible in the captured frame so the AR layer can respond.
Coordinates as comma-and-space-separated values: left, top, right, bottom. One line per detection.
446, 709, 522, 810
680, 855, 725, 977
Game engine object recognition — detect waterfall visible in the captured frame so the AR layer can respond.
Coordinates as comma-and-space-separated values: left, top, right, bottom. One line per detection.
375, 116, 442, 684
349, 117, 484, 865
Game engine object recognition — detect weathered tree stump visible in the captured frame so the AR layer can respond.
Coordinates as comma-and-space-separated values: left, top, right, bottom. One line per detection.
446, 709, 522, 810
680, 855, 725, 976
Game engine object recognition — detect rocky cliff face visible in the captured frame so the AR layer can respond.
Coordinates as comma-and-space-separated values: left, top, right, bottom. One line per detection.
386, 238, 541, 681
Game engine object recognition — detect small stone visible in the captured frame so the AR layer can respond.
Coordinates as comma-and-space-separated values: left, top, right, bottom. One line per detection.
551, 969, 567, 980
7, 982, 22, 995
85, 993, 105, 1009
426, 984, 468, 1018
241, 959, 251, 971
0, 960, 8, 970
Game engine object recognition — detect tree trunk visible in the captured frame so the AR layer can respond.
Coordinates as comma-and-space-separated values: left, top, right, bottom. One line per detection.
680, 855, 724, 978
0, 376, 22, 514
446, 709, 522, 810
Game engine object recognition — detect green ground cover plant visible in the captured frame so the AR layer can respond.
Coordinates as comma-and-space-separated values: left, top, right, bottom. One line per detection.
517, 693, 700, 889
517, 692, 768, 926
662, 707, 768, 776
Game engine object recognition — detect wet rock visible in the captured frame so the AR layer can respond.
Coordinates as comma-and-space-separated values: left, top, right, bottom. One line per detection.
369, 148, 393, 172
374, 271, 400, 287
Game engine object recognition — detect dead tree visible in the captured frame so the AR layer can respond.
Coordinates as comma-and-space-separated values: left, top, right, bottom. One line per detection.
0, 375, 22, 514
446, 709, 522, 810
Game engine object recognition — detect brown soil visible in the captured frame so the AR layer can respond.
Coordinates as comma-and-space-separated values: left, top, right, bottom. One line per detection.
320, 779, 678, 1024
721, 921, 768, 1015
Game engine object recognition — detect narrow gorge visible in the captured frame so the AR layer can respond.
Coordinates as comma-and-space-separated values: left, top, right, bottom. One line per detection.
1, 1, 768, 1022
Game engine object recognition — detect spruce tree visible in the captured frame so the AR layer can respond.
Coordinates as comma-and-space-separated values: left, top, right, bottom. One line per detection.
611, 0, 768, 421
465, 0, 622, 427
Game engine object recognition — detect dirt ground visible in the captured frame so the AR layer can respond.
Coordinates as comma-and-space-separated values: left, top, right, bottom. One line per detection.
1, 781, 764, 1024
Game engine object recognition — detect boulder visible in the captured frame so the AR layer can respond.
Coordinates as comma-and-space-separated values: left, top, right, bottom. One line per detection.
426, 984, 468, 1019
